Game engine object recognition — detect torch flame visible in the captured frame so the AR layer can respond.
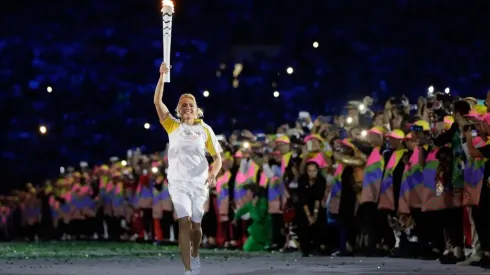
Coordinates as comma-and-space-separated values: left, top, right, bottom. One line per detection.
162, 0, 174, 12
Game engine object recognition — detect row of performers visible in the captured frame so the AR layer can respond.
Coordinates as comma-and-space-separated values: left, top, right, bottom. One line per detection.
328, 121, 490, 262
2, 120, 488, 259
0, 148, 296, 245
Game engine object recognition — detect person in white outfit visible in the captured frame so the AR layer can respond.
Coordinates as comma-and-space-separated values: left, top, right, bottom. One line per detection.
154, 63, 223, 275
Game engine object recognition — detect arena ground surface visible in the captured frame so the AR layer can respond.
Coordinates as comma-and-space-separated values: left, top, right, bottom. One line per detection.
0, 242, 488, 275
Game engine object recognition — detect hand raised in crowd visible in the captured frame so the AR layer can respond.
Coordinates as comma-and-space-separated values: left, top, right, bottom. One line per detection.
313, 141, 323, 152
417, 96, 426, 109
433, 121, 445, 132
313, 117, 322, 128
276, 124, 289, 134
241, 129, 255, 140
318, 123, 328, 132
159, 62, 171, 75
308, 215, 317, 226
301, 144, 309, 157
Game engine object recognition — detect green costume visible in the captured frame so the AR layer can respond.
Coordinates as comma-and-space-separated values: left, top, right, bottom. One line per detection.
234, 197, 271, 252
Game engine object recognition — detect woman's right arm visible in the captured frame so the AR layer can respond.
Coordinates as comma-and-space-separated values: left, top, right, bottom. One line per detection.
154, 63, 170, 122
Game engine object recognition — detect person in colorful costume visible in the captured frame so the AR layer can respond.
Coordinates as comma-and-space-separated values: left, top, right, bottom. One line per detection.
329, 138, 366, 256
136, 171, 153, 240
97, 165, 112, 240
202, 162, 218, 248
463, 109, 490, 267
152, 171, 175, 244
255, 149, 283, 251
233, 149, 260, 246
377, 129, 408, 255
232, 185, 271, 252
213, 152, 233, 247
458, 105, 487, 265
396, 120, 429, 257
358, 126, 386, 255
58, 179, 73, 240
111, 171, 126, 239
267, 135, 292, 250
23, 184, 41, 241
428, 100, 471, 264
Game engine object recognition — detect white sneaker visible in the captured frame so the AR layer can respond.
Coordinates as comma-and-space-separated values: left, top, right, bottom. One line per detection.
184, 271, 192, 275
191, 255, 201, 275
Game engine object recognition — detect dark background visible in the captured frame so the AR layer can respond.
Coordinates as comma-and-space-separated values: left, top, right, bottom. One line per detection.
1, 0, 490, 191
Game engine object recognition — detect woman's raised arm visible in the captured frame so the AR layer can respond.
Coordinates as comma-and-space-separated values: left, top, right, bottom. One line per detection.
154, 63, 171, 122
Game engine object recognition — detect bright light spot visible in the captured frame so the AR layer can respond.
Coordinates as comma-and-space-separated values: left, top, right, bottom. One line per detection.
361, 130, 367, 137
233, 63, 243, 77
444, 87, 450, 94
60, 167, 65, 174
286, 67, 294, 74
273, 91, 280, 97
346, 117, 353, 124
203, 90, 210, 97
144, 123, 150, 129
313, 42, 319, 48
358, 104, 365, 111
39, 125, 47, 134
428, 86, 434, 94
151, 167, 159, 174
121, 160, 127, 166
243, 141, 250, 149
47, 86, 52, 93
232, 79, 239, 88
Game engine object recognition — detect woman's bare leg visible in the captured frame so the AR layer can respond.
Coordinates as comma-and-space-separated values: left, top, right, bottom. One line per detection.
190, 222, 203, 257
178, 217, 192, 271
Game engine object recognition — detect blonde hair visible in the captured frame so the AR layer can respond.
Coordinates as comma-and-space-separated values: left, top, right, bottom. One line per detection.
175, 93, 204, 118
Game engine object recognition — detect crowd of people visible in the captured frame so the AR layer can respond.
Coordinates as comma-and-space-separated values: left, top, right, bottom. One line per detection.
3, 1, 490, 274
1, 90, 490, 270
3, 1, 489, 188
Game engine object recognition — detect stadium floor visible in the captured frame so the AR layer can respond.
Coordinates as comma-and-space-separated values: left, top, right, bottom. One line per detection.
0, 242, 487, 275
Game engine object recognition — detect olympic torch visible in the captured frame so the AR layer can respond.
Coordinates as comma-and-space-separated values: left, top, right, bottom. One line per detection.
161, 0, 174, 83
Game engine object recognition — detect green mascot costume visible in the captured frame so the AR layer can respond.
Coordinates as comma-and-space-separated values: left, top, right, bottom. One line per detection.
233, 186, 271, 252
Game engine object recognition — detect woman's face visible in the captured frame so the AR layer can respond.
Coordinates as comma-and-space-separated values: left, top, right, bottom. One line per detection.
178, 97, 197, 120
307, 163, 318, 179
277, 142, 290, 154
405, 138, 416, 150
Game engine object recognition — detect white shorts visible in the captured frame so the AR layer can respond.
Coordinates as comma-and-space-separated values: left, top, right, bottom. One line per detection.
168, 180, 209, 223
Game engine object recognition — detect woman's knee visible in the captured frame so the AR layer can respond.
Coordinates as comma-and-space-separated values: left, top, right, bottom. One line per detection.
178, 217, 191, 231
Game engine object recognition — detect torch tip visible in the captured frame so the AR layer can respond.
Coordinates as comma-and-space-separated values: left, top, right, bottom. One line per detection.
162, 0, 174, 7
161, 0, 174, 13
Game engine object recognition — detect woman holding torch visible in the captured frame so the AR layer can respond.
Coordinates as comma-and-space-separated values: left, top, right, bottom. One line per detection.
154, 63, 223, 275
